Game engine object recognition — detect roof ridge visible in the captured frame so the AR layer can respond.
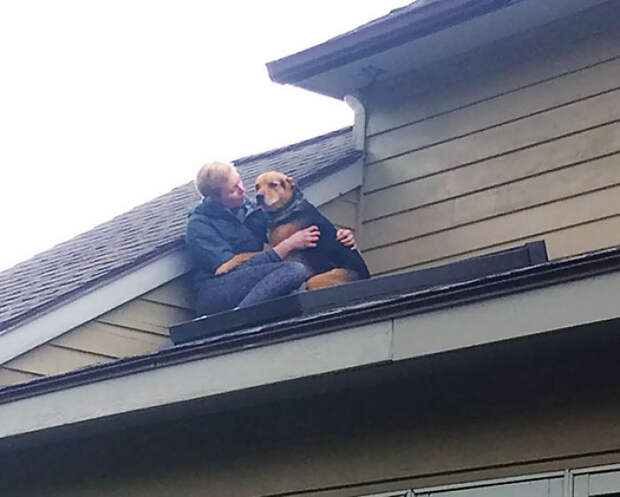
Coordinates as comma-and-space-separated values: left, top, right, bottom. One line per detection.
233, 126, 352, 165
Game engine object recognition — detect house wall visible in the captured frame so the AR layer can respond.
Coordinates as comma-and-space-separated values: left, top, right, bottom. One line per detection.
4, 331, 620, 497
0, 192, 359, 387
359, 4, 620, 275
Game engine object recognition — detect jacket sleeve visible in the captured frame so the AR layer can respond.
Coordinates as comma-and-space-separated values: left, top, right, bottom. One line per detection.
186, 217, 280, 276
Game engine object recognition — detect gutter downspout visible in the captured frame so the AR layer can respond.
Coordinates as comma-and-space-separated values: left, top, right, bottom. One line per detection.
344, 94, 367, 244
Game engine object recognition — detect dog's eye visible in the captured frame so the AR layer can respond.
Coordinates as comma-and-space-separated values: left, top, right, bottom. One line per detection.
255, 184, 260, 191
269, 182, 278, 188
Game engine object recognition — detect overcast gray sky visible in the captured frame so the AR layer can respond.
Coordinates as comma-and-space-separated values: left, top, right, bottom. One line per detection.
0, 1, 407, 271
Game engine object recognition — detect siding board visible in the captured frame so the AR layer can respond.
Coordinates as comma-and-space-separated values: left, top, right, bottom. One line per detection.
361, 153, 620, 250
5, 345, 111, 376
365, 90, 620, 207
52, 321, 170, 358
400, 214, 620, 274
367, 17, 620, 137
0, 367, 41, 387
360, 14, 620, 275
366, 119, 620, 198
318, 196, 358, 231
363, 185, 620, 274
142, 275, 195, 310
366, 86, 620, 169
97, 299, 194, 335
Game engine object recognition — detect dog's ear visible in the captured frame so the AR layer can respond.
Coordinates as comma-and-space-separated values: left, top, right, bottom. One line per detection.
285, 176, 296, 190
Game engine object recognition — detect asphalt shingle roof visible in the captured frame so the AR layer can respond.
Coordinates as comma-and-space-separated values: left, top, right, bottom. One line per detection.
0, 127, 359, 332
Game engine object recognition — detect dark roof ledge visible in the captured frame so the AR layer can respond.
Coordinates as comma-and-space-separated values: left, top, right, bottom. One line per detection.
170, 241, 548, 345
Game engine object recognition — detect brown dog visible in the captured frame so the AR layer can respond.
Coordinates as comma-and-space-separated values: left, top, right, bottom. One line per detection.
255, 171, 370, 290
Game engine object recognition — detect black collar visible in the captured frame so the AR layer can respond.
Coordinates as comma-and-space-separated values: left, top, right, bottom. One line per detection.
265, 189, 309, 226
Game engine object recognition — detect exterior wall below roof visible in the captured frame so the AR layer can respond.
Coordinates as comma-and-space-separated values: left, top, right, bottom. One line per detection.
359, 3, 620, 275
3, 323, 620, 497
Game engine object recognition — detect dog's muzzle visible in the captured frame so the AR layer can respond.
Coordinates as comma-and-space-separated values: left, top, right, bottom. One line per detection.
256, 194, 265, 206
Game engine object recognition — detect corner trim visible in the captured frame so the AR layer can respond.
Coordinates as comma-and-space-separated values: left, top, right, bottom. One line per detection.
344, 94, 366, 151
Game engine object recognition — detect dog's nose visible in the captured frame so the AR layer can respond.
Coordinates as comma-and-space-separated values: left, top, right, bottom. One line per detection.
256, 193, 265, 205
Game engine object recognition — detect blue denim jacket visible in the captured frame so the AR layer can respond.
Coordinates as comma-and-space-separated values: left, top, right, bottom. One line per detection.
185, 196, 280, 287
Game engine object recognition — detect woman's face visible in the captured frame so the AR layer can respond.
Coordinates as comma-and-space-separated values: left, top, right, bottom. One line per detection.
218, 169, 245, 208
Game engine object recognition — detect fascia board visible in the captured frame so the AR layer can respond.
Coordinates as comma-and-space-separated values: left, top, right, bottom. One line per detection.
0, 250, 191, 364
3, 267, 620, 438
283, 0, 611, 99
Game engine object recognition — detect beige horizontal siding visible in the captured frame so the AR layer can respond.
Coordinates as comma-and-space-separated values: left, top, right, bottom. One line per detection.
361, 12, 620, 275
367, 61, 620, 167
51, 321, 170, 358
366, 3, 620, 137
0, 367, 42, 386
97, 297, 194, 335
364, 185, 620, 275
0, 275, 194, 386
362, 152, 620, 252
142, 274, 194, 309
363, 122, 620, 224
392, 213, 620, 275
4, 344, 112, 377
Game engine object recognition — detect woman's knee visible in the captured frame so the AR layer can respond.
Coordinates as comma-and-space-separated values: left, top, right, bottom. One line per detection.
281, 261, 310, 282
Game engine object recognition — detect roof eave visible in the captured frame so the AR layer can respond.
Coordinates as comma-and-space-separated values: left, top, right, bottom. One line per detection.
266, 0, 520, 86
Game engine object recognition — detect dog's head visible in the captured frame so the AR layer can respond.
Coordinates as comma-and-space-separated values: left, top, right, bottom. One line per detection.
255, 171, 296, 211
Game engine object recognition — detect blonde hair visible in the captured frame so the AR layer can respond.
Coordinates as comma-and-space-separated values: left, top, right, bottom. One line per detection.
195, 161, 236, 199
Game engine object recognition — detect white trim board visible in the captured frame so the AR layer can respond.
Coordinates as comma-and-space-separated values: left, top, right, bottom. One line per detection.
0, 250, 192, 364
2, 268, 620, 439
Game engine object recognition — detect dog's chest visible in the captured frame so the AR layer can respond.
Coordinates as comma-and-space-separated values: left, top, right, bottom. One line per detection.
268, 220, 305, 246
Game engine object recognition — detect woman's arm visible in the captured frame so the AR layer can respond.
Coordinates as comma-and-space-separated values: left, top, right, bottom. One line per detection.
336, 228, 357, 250
214, 252, 261, 275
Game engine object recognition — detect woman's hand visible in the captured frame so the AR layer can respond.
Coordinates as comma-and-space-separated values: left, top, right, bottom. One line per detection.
336, 228, 357, 250
273, 225, 320, 259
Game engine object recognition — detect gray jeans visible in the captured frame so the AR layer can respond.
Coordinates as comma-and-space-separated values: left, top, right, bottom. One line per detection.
195, 261, 308, 316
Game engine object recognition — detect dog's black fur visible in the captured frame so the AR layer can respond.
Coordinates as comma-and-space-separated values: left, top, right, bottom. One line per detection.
264, 188, 370, 281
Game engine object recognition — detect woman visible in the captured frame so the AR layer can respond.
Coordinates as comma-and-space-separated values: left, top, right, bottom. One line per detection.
185, 161, 355, 316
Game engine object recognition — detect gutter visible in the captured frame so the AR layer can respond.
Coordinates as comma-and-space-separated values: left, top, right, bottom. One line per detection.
1, 244, 620, 406
266, 0, 522, 85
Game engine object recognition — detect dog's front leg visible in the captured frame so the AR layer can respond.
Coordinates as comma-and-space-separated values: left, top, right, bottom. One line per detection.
306, 268, 358, 290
